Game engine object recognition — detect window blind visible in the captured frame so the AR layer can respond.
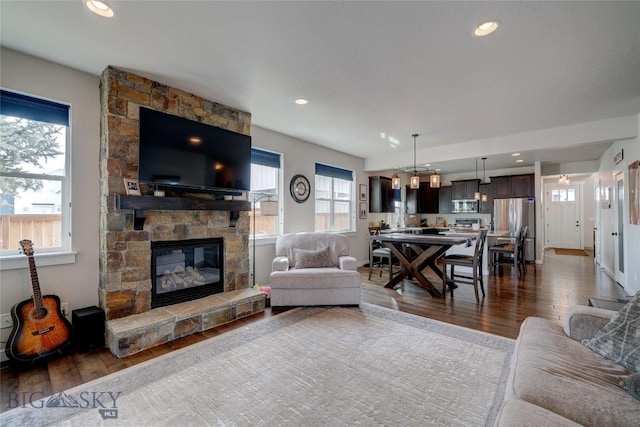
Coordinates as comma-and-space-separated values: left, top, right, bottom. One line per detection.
315, 163, 353, 181
1, 89, 70, 126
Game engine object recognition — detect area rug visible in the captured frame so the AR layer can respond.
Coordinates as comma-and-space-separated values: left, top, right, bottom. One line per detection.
554, 248, 589, 256
1, 303, 514, 426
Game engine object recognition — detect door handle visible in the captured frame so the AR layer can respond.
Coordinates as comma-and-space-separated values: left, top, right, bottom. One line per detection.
612, 232, 618, 236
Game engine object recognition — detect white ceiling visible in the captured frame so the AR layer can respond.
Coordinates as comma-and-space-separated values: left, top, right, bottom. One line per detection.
1, 1, 639, 173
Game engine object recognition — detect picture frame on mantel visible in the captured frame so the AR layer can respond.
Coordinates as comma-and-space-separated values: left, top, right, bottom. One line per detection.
124, 178, 141, 196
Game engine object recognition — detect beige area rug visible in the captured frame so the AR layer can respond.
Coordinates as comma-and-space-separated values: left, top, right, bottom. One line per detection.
553, 248, 589, 256
1, 304, 514, 426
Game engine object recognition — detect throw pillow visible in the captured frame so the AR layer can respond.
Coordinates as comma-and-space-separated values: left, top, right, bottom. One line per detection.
293, 246, 333, 269
582, 293, 640, 372
620, 372, 640, 401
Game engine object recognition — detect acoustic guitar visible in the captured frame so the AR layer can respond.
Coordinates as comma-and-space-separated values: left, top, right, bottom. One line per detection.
6, 240, 73, 364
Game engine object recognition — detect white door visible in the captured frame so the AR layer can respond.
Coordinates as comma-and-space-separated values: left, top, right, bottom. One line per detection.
614, 173, 625, 284
546, 185, 581, 249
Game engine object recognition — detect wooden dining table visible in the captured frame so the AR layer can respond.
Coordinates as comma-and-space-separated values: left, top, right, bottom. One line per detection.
370, 233, 475, 297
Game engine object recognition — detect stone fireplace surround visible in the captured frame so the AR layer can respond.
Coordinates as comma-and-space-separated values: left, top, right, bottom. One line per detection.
99, 67, 265, 357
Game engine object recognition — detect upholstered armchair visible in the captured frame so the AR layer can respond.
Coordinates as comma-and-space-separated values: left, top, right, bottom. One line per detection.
269, 232, 361, 307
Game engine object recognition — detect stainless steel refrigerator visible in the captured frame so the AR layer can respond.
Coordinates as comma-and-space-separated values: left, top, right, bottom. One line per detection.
493, 198, 535, 262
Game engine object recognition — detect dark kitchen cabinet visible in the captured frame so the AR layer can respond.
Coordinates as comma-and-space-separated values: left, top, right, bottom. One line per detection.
491, 174, 534, 199
478, 183, 493, 214
406, 186, 418, 214
451, 179, 480, 200
406, 183, 439, 214
513, 174, 535, 198
369, 176, 394, 213
439, 186, 452, 214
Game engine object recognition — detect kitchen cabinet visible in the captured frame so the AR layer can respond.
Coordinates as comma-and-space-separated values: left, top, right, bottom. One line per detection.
406, 186, 418, 214
439, 186, 452, 214
369, 176, 394, 213
491, 174, 534, 199
406, 183, 439, 214
451, 179, 480, 200
478, 182, 493, 214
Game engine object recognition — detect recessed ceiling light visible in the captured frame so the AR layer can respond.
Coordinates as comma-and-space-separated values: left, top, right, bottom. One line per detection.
294, 98, 308, 105
474, 20, 500, 37
424, 163, 431, 167
512, 153, 520, 157
84, 0, 114, 18
435, 168, 441, 172
516, 159, 524, 163
380, 132, 386, 139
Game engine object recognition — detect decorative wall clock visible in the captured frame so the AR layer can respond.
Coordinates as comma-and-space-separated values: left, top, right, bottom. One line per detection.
290, 174, 311, 203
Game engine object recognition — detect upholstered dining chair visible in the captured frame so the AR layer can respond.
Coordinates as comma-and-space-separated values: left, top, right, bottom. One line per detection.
368, 229, 394, 281
442, 230, 488, 302
488, 226, 528, 276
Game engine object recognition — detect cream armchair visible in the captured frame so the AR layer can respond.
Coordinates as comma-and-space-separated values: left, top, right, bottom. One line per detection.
269, 232, 361, 307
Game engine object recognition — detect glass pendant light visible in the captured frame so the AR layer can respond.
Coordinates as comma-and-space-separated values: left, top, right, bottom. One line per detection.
410, 134, 420, 189
481, 157, 488, 202
474, 158, 481, 200
430, 171, 440, 188
391, 172, 401, 190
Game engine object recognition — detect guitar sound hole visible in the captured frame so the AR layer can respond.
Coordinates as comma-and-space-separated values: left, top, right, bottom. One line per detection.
32, 307, 48, 320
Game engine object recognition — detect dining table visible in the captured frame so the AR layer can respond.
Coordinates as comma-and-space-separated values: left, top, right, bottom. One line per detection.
370, 232, 475, 297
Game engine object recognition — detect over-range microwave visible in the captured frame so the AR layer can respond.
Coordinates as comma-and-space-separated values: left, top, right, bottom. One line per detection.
451, 200, 478, 213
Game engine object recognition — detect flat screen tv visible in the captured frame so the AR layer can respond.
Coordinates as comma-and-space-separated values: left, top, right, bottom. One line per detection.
138, 107, 251, 193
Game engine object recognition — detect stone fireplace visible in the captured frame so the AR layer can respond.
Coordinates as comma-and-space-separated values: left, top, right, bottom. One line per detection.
99, 67, 265, 357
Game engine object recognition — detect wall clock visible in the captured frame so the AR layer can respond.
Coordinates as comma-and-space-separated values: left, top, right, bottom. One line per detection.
290, 174, 311, 203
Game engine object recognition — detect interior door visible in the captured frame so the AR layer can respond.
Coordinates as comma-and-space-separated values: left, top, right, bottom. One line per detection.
546, 185, 581, 249
614, 173, 625, 284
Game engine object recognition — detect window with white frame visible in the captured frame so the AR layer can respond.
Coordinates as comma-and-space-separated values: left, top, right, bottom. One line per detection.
249, 148, 281, 238
315, 163, 354, 232
0, 89, 70, 256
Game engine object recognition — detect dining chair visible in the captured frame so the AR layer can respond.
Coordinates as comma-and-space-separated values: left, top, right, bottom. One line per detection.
368, 230, 394, 281
488, 226, 528, 276
441, 230, 488, 302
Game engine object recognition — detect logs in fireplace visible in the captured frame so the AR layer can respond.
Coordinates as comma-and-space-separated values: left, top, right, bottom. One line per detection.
151, 238, 224, 308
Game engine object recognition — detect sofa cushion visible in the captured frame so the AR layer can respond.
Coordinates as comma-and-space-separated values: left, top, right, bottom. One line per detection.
293, 246, 333, 268
506, 317, 639, 426
270, 268, 360, 290
582, 293, 640, 372
620, 372, 640, 401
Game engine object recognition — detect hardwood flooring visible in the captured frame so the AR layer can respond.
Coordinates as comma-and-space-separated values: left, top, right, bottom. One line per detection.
0, 249, 627, 413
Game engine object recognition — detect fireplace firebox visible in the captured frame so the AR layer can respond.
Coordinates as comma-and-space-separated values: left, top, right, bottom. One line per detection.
151, 238, 224, 308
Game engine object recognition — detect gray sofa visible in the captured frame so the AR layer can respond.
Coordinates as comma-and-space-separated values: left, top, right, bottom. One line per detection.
269, 232, 361, 307
496, 305, 640, 426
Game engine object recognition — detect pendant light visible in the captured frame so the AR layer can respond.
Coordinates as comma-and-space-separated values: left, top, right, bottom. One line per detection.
474, 158, 481, 200
410, 134, 420, 189
430, 170, 441, 188
559, 174, 570, 185
481, 157, 488, 202
391, 172, 401, 189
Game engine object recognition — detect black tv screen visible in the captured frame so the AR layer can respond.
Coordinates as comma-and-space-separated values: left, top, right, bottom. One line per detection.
138, 107, 251, 192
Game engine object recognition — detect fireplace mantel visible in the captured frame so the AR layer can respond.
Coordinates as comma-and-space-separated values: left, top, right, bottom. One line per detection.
117, 195, 251, 229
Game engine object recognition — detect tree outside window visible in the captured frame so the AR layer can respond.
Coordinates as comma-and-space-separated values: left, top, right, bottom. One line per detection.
1, 94, 69, 255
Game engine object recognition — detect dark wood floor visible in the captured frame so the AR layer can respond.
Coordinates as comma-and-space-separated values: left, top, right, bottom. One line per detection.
0, 249, 627, 413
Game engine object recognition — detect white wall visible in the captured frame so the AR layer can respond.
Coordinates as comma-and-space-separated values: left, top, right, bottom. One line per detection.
245, 127, 369, 285
595, 113, 640, 295
0, 48, 101, 315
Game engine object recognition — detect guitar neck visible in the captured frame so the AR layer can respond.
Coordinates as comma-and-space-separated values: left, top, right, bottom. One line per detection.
26, 255, 44, 308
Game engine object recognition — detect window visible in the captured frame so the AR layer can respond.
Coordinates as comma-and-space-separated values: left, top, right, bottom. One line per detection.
0, 90, 70, 256
249, 148, 281, 238
551, 188, 575, 202
315, 163, 354, 232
